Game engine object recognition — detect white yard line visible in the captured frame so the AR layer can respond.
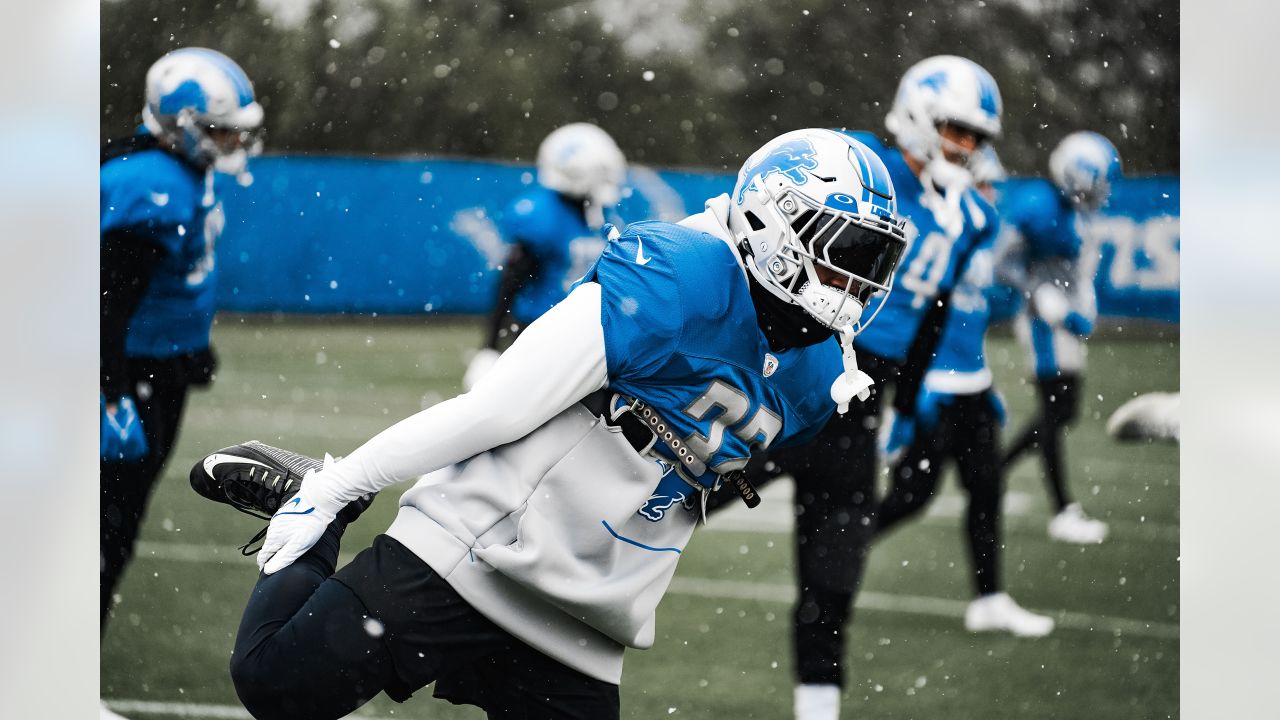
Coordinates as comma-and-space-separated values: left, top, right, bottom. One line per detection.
132, 541, 1177, 641
704, 478, 1179, 542
666, 577, 1179, 640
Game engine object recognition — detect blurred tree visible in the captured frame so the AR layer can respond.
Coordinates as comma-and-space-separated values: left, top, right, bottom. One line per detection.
101, 0, 1177, 173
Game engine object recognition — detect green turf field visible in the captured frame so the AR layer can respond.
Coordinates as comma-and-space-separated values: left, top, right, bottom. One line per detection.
101, 316, 1178, 720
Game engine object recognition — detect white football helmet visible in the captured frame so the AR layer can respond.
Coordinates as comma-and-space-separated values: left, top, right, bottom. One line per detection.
536, 123, 627, 229
885, 55, 1003, 183
141, 48, 264, 178
969, 144, 1006, 203
1049, 131, 1122, 211
729, 129, 908, 333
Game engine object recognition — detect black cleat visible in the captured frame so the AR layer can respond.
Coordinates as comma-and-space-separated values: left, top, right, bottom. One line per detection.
190, 441, 375, 553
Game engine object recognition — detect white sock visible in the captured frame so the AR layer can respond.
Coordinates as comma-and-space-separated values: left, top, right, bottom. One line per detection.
794, 683, 841, 720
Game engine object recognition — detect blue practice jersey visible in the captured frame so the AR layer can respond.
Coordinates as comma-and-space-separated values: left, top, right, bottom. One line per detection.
579, 221, 844, 490
928, 242, 1022, 383
838, 131, 999, 363
999, 178, 1082, 262
997, 178, 1094, 378
500, 185, 605, 325
101, 145, 221, 358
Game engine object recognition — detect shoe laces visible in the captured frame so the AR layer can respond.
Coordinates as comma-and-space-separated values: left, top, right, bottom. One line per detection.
221, 467, 302, 556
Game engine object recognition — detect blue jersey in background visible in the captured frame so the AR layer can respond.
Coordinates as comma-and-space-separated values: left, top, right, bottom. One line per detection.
925, 242, 1022, 391
499, 185, 604, 325
996, 177, 1096, 378
999, 178, 1081, 262
101, 147, 221, 358
838, 131, 1000, 363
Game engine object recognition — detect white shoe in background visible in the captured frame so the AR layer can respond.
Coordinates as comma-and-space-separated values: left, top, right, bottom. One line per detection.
964, 592, 1055, 637
101, 702, 130, 720
1048, 503, 1109, 544
794, 683, 841, 720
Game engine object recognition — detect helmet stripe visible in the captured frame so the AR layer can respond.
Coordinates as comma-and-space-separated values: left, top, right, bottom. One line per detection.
842, 137, 894, 199
181, 48, 256, 106
971, 62, 1001, 117
826, 133, 895, 217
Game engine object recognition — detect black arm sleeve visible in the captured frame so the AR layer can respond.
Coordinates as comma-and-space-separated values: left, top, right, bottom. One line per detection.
893, 290, 952, 418
101, 227, 165, 400
482, 243, 541, 350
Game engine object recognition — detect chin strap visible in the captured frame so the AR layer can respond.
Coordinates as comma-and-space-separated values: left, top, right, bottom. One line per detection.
830, 327, 874, 414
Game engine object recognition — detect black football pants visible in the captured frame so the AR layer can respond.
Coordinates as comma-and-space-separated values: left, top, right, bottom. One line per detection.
228, 526, 619, 720
1003, 374, 1081, 512
101, 356, 191, 628
877, 392, 1004, 597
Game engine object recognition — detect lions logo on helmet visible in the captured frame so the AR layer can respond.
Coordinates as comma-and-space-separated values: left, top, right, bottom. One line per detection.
1049, 131, 1122, 211
735, 139, 820, 204
729, 129, 908, 335
141, 48, 264, 181
884, 55, 1003, 171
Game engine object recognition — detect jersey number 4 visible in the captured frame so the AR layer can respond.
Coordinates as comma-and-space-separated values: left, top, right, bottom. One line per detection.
897, 230, 956, 309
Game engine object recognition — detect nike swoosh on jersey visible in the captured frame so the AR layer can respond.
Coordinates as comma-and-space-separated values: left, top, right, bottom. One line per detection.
635, 237, 652, 266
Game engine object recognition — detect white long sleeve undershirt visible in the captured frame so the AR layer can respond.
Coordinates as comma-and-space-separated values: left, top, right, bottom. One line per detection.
305, 282, 609, 509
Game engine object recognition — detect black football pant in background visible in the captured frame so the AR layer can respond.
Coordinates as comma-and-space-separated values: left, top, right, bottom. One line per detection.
229, 527, 619, 720
1002, 374, 1080, 512
100, 356, 191, 628
877, 392, 1004, 597
705, 356, 893, 687
783, 354, 895, 687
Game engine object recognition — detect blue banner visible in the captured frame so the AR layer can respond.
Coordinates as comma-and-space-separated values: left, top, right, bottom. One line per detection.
215, 157, 1178, 322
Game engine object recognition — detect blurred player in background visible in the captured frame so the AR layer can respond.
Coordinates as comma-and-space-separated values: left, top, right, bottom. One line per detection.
464, 122, 626, 389
186, 129, 907, 720
100, 46, 263, 691
998, 131, 1121, 545
774, 56, 1003, 720
875, 145, 1055, 638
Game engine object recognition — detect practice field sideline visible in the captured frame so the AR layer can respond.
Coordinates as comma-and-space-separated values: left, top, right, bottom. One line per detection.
102, 317, 1178, 720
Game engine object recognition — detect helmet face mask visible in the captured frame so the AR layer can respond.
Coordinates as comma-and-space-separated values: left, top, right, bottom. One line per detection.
141, 48, 263, 178
731, 129, 908, 334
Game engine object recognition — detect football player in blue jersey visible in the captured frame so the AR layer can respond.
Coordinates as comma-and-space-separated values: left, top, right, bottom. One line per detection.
186, 128, 907, 720
100, 47, 263, 641
998, 131, 1121, 545
774, 56, 1005, 720
464, 123, 626, 389
875, 147, 1054, 635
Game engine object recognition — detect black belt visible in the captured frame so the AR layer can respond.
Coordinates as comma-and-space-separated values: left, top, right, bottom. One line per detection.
582, 390, 761, 509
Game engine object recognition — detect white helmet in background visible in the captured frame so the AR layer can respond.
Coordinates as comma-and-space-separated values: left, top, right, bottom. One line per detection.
885, 55, 1003, 184
142, 47, 264, 181
969, 144, 1006, 203
729, 129, 908, 333
969, 144, 1007, 186
536, 123, 627, 228
1049, 131, 1122, 211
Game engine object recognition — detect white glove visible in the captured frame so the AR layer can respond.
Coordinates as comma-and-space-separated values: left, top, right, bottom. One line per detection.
257, 468, 345, 575
1032, 284, 1071, 325
463, 348, 501, 391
